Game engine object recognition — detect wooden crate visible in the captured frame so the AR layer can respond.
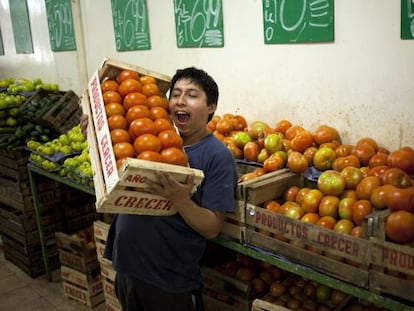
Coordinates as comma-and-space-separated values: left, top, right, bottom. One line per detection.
221, 167, 299, 243
368, 209, 414, 302
94, 220, 110, 262
251, 299, 292, 311
80, 60, 204, 215
4, 237, 60, 278
242, 172, 370, 288
0, 176, 62, 212
105, 297, 122, 311
60, 265, 102, 294
203, 293, 251, 311
41, 90, 81, 134
62, 280, 104, 308
201, 265, 254, 311
59, 249, 100, 273
100, 258, 116, 282
56, 230, 99, 273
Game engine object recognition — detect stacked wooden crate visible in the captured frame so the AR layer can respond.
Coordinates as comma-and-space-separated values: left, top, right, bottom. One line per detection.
56, 229, 104, 308
0, 148, 62, 277
367, 210, 414, 304
93, 220, 121, 311
241, 170, 371, 289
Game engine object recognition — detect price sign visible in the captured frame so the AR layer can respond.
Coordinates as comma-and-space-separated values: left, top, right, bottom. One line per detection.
401, 0, 414, 39
111, 0, 151, 51
262, 0, 334, 44
174, 0, 224, 48
45, 0, 77, 51
9, 0, 34, 54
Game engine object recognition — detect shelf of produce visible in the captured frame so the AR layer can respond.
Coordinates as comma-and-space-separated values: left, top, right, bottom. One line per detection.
25, 164, 413, 311
212, 236, 413, 311
27, 163, 95, 281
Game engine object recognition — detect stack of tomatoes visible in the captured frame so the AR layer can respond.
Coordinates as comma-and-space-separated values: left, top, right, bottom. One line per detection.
101, 69, 188, 167
208, 114, 414, 245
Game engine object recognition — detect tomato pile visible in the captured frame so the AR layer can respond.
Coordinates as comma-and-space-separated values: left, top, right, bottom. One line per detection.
100, 69, 188, 167
208, 114, 414, 245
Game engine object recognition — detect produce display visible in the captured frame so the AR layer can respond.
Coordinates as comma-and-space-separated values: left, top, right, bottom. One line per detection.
206, 251, 386, 311
208, 114, 414, 246
0, 77, 71, 150
99, 69, 189, 168
0, 77, 59, 93
27, 124, 93, 187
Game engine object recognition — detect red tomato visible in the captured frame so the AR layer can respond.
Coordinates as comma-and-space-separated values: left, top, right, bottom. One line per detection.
383, 185, 414, 212
355, 176, 382, 200
295, 187, 312, 205
333, 219, 355, 235
381, 168, 412, 188
387, 146, 414, 174
368, 152, 389, 168
303, 146, 318, 166
290, 130, 314, 153
318, 195, 339, 218
287, 151, 309, 173
351, 143, 376, 167
301, 189, 324, 213
370, 185, 395, 209
312, 125, 341, 146
334, 144, 354, 157
317, 170, 346, 196
264, 154, 285, 173
283, 186, 300, 202
243, 141, 260, 162
385, 210, 414, 244
332, 155, 360, 171
351, 200, 373, 226
368, 165, 389, 178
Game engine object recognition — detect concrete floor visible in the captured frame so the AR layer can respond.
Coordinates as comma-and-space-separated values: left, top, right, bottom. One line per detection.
0, 239, 106, 311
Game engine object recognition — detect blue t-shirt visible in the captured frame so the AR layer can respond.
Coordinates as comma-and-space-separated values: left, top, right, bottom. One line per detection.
104, 134, 237, 292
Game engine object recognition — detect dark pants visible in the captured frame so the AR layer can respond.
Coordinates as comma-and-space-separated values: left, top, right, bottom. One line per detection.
115, 272, 205, 311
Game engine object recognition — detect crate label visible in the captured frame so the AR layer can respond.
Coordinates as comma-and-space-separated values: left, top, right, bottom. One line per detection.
93, 221, 110, 241
64, 282, 89, 303
247, 205, 367, 261
371, 238, 414, 275
96, 241, 105, 260
103, 279, 117, 300
100, 261, 116, 281
98, 188, 177, 215
88, 72, 118, 192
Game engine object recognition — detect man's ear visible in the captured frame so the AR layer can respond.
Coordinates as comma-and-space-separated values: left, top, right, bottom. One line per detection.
208, 103, 217, 114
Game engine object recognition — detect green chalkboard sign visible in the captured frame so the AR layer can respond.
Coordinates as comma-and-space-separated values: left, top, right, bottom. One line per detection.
0, 28, 4, 56
45, 0, 76, 51
401, 0, 414, 39
174, 0, 224, 48
262, 0, 334, 44
111, 0, 151, 51
9, 0, 33, 54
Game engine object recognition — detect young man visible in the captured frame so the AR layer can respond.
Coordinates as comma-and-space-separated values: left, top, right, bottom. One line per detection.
104, 67, 238, 311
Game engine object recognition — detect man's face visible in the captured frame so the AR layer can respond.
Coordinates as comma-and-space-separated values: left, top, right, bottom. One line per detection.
169, 79, 216, 139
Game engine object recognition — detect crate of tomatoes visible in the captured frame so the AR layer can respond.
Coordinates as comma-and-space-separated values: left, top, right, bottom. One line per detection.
80, 58, 204, 215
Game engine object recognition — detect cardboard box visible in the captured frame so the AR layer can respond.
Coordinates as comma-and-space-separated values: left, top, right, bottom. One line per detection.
80, 58, 204, 216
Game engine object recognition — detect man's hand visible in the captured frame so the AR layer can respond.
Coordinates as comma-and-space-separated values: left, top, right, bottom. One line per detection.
145, 171, 196, 206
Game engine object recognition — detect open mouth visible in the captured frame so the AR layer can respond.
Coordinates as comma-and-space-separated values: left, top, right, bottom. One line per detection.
175, 111, 190, 124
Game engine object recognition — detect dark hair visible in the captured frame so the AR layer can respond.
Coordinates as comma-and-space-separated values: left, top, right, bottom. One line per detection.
169, 67, 218, 122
